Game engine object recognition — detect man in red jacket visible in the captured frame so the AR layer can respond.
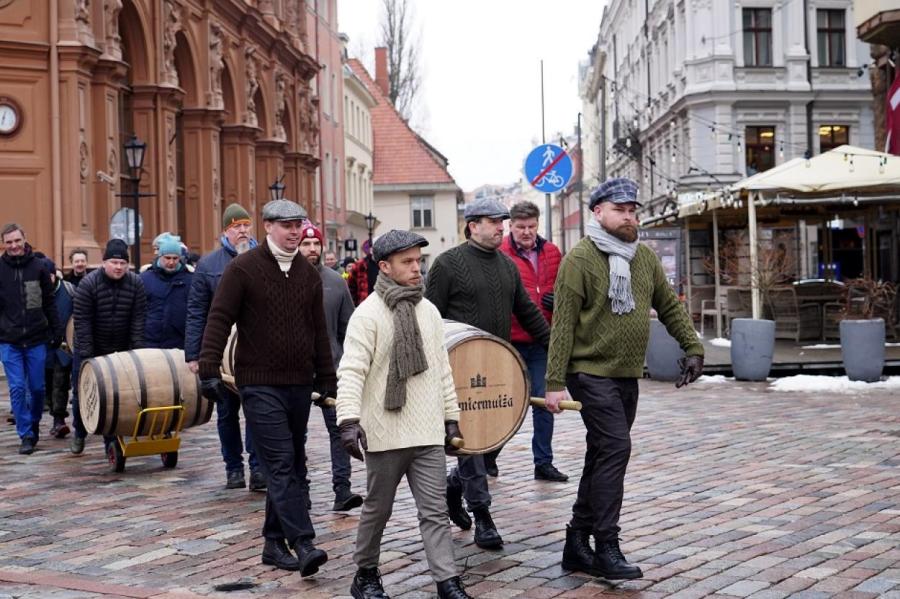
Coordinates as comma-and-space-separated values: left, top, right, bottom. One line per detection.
501, 201, 568, 482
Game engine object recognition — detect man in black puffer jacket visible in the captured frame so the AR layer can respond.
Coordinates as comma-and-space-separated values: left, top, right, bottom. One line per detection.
70, 238, 146, 455
0, 223, 59, 455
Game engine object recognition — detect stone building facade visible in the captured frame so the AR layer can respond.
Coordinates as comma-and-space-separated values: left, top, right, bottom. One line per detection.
0, 0, 321, 263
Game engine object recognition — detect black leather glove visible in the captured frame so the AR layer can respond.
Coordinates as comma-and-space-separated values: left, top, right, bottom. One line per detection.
541, 292, 554, 312
339, 419, 367, 461
676, 355, 704, 388
200, 377, 226, 403
444, 420, 463, 455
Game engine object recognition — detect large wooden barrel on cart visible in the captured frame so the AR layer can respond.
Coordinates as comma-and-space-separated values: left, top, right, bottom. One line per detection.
222, 325, 238, 392
64, 317, 74, 354
79, 348, 213, 436
443, 321, 530, 455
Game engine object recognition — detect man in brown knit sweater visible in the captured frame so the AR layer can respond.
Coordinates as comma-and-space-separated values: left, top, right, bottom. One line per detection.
199, 199, 335, 577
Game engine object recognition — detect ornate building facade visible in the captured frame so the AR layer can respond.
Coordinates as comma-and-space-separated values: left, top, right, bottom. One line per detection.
0, 0, 321, 263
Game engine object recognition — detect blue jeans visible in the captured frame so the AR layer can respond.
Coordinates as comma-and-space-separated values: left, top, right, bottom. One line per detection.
1, 343, 47, 441
216, 387, 259, 474
513, 342, 554, 467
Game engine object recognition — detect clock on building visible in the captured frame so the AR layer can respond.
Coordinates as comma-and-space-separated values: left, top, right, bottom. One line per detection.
0, 98, 22, 136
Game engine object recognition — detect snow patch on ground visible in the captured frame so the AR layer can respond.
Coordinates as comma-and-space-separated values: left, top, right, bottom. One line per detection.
803, 343, 900, 349
709, 338, 731, 348
696, 375, 731, 384
770, 375, 900, 394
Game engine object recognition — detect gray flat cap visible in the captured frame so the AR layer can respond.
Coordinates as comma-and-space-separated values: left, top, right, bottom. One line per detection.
262, 199, 308, 222
463, 197, 510, 221
373, 229, 429, 262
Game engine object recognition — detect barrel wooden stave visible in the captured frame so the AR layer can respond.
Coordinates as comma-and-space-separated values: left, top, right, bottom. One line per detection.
222, 325, 238, 392
80, 348, 211, 437
443, 320, 530, 456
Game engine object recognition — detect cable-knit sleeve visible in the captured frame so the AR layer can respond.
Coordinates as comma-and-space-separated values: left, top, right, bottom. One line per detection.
335, 307, 377, 425
546, 255, 585, 392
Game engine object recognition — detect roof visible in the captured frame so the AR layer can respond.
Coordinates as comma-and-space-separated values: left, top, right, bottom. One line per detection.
346, 58, 457, 187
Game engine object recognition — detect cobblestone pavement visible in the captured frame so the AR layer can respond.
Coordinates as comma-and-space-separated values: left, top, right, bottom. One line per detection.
1, 378, 899, 598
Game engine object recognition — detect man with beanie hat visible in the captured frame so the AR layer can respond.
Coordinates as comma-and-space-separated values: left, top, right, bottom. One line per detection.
199, 199, 334, 576
297, 221, 363, 512
70, 238, 147, 455
185, 202, 264, 491
337, 229, 472, 599
546, 177, 703, 581
140, 235, 193, 350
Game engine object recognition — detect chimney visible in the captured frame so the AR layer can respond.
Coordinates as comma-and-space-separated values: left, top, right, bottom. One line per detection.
374, 46, 390, 97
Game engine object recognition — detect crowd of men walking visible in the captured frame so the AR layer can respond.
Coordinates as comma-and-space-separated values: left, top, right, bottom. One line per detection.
1, 177, 704, 598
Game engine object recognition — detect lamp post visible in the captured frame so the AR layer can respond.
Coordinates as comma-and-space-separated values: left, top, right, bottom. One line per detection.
269, 177, 286, 202
364, 211, 375, 254
123, 134, 147, 268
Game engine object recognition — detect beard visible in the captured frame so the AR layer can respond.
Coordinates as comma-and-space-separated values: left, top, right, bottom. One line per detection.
234, 240, 251, 255
603, 222, 638, 243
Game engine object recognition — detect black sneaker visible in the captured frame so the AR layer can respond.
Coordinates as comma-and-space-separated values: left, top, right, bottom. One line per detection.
249, 470, 267, 492
534, 463, 569, 482
225, 470, 246, 489
18, 437, 36, 455
69, 435, 85, 454
350, 566, 390, 598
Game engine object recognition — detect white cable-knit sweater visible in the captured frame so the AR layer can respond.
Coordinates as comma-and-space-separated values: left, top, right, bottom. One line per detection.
336, 292, 460, 453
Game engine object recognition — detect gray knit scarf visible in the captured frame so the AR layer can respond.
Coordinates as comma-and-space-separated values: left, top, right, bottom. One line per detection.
586, 219, 639, 315
375, 272, 429, 411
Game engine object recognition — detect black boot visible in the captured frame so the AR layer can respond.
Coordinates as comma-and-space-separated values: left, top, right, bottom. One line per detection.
350, 567, 391, 599
484, 453, 499, 477
333, 485, 364, 511
561, 525, 596, 574
436, 576, 472, 598
472, 507, 503, 549
593, 537, 643, 580
446, 474, 471, 530
293, 539, 328, 577
261, 538, 300, 571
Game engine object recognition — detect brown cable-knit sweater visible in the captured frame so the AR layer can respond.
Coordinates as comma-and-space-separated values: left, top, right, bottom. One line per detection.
198, 241, 336, 388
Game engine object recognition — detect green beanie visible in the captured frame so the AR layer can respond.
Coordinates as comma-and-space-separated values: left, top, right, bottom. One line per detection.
222, 203, 251, 230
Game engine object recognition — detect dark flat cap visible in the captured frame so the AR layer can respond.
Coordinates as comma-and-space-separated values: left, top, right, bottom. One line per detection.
373, 229, 429, 262
262, 199, 307, 221
589, 177, 641, 210
463, 197, 510, 221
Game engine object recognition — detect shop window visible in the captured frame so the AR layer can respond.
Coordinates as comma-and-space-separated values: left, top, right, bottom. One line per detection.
745, 126, 775, 175
818, 125, 849, 152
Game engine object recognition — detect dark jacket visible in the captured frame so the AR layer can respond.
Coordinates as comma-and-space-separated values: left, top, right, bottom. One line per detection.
47, 279, 75, 368
184, 242, 239, 362
198, 241, 335, 389
73, 268, 147, 359
347, 255, 377, 306
318, 264, 354, 368
140, 263, 193, 349
64, 270, 89, 287
0, 244, 59, 347
501, 235, 561, 344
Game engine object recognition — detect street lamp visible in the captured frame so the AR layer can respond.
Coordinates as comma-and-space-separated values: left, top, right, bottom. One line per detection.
123, 134, 146, 268
364, 211, 376, 251
269, 177, 286, 202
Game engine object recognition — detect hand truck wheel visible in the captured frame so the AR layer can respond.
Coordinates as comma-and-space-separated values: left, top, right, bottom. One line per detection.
160, 451, 178, 469
107, 441, 126, 473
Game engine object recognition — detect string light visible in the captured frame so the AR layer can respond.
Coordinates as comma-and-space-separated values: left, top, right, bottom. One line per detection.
778, 142, 784, 159
849, 155, 855, 173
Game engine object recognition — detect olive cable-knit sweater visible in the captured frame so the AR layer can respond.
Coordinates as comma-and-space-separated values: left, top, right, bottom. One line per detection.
546, 238, 703, 390
425, 241, 550, 345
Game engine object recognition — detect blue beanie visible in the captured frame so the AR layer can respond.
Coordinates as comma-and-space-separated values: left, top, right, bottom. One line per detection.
157, 235, 183, 257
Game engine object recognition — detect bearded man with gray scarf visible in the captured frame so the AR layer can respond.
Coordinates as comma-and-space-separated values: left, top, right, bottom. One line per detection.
544, 178, 704, 581
337, 230, 472, 599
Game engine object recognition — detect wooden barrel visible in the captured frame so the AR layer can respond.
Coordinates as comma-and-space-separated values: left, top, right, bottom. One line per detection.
222, 325, 238, 392
64, 317, 74, 354
444, 320, 530, 455
79, 348, 213, 437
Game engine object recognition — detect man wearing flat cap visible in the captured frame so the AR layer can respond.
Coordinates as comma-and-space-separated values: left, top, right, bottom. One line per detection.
337, 229, 472, 599
545, 177, 704, 581
199, 199, 334, 577
425, 197, 550, 551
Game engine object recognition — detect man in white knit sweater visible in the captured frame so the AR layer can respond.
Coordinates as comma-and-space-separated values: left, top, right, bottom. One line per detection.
336, 230, 472, 599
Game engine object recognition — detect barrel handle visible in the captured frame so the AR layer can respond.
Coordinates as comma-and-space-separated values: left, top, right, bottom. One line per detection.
530, 397, 582, 411
311, 392, 336, 408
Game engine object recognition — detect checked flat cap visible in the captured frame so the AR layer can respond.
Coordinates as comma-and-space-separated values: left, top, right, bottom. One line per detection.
261, 199, 308, 222
589, 177, 641, 210
463, 197, 510, 221
373, 229, 429, 262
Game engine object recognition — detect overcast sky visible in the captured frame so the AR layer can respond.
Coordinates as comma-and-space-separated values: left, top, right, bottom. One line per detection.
338, 1, 606, 192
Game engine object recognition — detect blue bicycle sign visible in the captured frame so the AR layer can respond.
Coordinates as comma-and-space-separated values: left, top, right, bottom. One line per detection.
524, 144, 573, 193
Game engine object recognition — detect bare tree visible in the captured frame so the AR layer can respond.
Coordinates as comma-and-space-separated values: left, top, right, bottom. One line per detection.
379, 0, 421, 122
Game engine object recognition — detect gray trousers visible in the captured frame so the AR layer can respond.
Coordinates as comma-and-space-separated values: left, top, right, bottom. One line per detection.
355, 445, 459, 583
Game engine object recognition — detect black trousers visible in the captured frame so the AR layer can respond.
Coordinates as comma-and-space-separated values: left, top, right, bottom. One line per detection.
240, 384, 315, 545
565, 373, 639, 542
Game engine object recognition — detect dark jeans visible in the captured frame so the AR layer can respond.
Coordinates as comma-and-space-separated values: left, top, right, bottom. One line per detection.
450, 455, 491, 511
215, 387, 259, 474
513, 342, 554, 466
316, 404, 351, 493
240, 384, 316, 545
70, 353, 87, 439
565, 373, 639, 542
45, 362, 71, 419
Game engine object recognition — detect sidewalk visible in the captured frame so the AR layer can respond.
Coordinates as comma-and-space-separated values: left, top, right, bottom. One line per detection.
1, 378, 899, 598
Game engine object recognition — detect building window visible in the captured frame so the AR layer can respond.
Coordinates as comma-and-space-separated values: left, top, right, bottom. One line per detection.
817, 10, 845, 67
743, 8, 772, 67
819, 125, 849, 152
411, 196, 434, 229
745, 126, 775, 174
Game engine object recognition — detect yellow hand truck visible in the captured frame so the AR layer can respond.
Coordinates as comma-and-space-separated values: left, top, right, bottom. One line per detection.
107, 404, 185, 473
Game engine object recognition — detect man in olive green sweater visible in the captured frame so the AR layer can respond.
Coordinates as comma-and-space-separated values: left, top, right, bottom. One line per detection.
545, 178, 704, 581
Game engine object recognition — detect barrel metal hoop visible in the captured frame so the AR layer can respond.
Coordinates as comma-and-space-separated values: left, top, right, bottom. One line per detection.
99, 354, 120, 437
126, 350, 149, 436
160, 349, 183, 433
